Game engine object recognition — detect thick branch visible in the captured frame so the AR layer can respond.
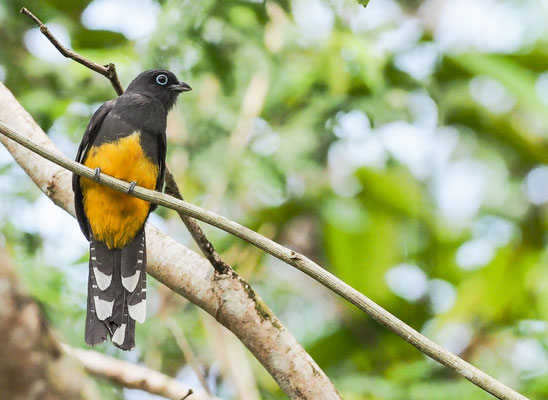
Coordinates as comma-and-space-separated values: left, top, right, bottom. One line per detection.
0, 101, 529, 400
0, 250, 100, 400
62, 345, 215, 400
0, 82, 341, 399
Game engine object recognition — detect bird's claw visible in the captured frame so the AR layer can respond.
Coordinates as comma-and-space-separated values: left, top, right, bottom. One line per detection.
127, 181, 137, 194
93, 167, 101, 182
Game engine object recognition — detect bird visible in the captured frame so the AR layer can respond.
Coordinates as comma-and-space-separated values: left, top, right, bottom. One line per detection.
72, 69, 191, 350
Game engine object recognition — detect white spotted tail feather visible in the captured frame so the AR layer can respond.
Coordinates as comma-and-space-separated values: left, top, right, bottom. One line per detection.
85, 228, 147, 351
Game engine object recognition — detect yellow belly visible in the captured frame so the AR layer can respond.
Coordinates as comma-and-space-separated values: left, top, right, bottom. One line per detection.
81, 132, 158, 249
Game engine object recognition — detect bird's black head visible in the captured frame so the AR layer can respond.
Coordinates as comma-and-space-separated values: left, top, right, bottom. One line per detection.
125, 69, 191, 110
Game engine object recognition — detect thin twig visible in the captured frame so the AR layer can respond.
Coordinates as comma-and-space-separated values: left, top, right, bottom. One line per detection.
19, 7, 124, 96
0, 120, 529, 400
182, 389, 194, 400
166, 320, 213, 396
20, 7, 230, 274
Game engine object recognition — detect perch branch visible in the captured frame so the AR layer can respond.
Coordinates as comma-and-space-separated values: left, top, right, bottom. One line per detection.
0, 118, 528, 400
62, 345, 216, 400
20, 6, 230, 274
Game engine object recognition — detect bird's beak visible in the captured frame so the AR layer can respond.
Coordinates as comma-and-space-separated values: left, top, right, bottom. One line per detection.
169, 81, 192, 92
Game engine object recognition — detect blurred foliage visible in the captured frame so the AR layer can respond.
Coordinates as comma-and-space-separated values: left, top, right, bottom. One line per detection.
1, 0, 548, 399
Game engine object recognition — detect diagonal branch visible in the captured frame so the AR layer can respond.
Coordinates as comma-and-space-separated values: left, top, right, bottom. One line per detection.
0, 116, 528, 400
20, 7, 124, 96
20, 6, 229, 274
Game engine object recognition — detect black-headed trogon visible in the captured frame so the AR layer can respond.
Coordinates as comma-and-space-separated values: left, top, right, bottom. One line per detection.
73, 69, 191, 350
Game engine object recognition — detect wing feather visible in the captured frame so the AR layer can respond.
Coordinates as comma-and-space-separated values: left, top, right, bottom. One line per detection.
73, 101, 114, 240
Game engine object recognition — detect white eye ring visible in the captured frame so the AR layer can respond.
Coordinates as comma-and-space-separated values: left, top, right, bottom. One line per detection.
156, 74, 168, 85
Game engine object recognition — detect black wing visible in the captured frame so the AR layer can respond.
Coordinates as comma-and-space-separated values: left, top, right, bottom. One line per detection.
150, 131, 167, 213
73, 101, 114, 240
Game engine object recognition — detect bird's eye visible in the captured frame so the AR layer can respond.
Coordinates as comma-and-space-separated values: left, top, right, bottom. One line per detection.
156, 74, 168, 85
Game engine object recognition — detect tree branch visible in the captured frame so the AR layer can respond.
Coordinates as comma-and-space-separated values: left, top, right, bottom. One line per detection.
0, 249, 100, 400
20, 6, 230, 274
62, 345, 216, 400
20, 7, 124, 96
0, 97, 529, 400
0, 82, 341, 399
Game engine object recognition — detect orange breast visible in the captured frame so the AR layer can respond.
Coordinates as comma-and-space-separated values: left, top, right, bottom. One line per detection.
81, 131, 158, 249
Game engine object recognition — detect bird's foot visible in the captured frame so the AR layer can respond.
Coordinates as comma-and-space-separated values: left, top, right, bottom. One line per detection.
93, 167, 101, 182
127, 181, 137, 194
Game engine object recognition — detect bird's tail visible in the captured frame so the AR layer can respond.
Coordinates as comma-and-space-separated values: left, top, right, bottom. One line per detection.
85, 228, 147, 351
